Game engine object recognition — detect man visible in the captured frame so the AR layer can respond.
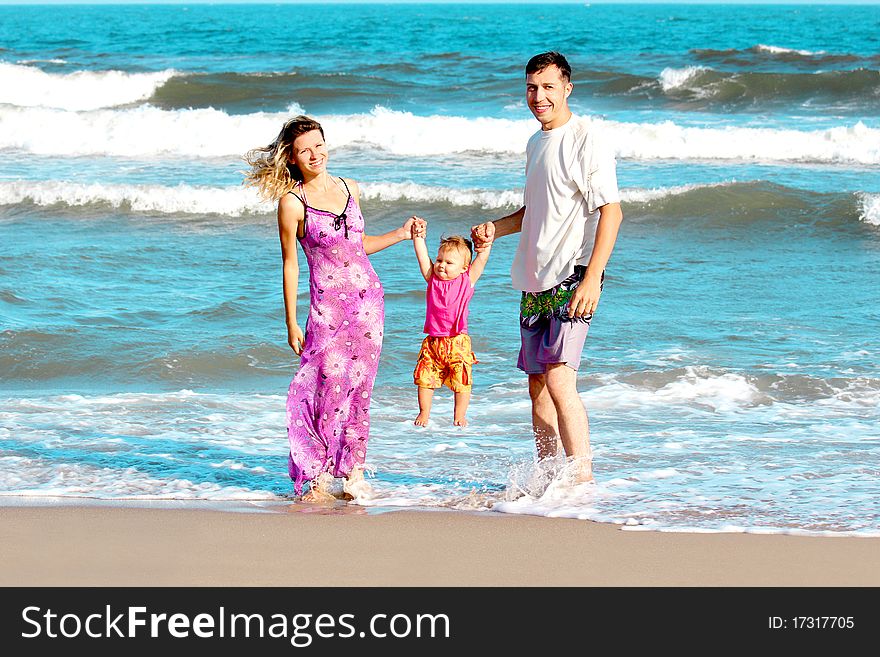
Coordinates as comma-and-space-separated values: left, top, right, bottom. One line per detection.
471, 51, 623, 483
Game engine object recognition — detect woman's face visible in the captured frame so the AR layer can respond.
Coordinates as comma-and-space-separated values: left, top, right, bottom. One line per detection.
291, 129, 328, 179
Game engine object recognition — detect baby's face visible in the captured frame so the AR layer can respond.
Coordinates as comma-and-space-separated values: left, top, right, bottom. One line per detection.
433, 246, 469, 281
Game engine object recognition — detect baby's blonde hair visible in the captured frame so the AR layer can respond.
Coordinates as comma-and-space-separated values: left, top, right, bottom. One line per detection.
438, 235, 473, 264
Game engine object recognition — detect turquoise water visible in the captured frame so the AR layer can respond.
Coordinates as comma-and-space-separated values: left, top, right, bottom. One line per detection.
1, 4, 879, 533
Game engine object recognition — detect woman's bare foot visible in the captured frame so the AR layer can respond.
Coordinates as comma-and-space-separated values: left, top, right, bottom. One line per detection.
342, 467, 373, 501
301, 488, 335, 503
301, 472, 335, 503
414, 412, 430, 426
453, 416, 468, 427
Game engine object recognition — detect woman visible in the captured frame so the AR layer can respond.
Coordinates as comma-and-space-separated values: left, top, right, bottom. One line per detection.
245, 115, 423, 502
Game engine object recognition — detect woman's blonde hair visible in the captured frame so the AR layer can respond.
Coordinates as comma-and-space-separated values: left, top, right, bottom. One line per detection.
243, 115, 324, 201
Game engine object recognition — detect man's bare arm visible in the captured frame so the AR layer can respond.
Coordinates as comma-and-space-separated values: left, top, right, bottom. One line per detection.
471, 206, 525, 248
568, 202, 624, 318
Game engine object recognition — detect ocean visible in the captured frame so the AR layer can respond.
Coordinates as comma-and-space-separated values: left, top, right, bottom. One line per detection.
1, 2, 878, 535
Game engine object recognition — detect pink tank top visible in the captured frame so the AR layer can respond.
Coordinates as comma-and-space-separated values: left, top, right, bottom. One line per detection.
424, 272, 474, 337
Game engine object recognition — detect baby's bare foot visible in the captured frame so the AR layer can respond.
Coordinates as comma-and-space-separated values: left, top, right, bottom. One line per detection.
453, 417, 468, 428
414, 412, 430, 426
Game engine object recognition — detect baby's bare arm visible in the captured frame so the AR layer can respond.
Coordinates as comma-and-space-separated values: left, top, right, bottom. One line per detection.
412, 216, 433, 282
468, 244, 492, 285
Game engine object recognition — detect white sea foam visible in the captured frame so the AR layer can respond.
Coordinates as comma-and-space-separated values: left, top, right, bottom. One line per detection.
659, 66, 710, 92
585, 368, 763, 413
0, 62, 177, 111
360, 181, 524, 208
609, 119, 880, 165
0, 456, 276, 500
1, 105, 877, 164
857, 192, 880, 226
0, 180, 274, 215
0, 105, 283, 157
429, 442, 469, 453
755, 44, 821, 57
3, 386, 880, 534
0, 179, 721, 215
317, 106, 532, 156
619, 182, 723, 203
16, 58, 68, 65
649, 370, 762, 412
638, 468, 682, 481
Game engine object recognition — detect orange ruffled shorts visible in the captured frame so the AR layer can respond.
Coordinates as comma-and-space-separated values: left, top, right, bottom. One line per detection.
413, 333, 478, 392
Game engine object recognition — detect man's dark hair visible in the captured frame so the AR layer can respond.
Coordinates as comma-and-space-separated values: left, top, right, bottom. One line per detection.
525, 52, 572, 81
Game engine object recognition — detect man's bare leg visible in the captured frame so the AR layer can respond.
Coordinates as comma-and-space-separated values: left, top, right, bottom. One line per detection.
544, 363, 593, 482
528, 373, 563, 459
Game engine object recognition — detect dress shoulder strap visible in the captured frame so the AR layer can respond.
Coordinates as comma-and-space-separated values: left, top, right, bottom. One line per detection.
337, 177, 351, 196
288, 181, 308, 208
287, 190, 307, 209
287, 186, 308, 238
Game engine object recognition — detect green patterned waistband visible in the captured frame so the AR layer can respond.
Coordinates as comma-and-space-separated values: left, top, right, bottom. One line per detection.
520, 266, 603, 327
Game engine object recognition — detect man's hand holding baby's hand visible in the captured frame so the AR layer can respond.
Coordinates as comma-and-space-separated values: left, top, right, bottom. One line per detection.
471, 221, 495, 252
411, 216, 427, 239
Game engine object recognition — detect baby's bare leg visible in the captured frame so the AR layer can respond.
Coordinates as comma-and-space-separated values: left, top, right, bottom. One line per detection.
415, 387, 434, 426
453, 388, 471, 427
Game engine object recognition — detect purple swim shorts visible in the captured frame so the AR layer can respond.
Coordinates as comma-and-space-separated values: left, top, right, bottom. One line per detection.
517, 317, 591, 374
516, 266, 602, 374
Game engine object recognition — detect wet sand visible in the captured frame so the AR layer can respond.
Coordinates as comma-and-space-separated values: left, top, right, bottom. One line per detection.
2, 504, 879, 586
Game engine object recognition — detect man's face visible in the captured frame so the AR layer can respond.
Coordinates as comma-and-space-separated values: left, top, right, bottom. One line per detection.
526, 65, 572, 129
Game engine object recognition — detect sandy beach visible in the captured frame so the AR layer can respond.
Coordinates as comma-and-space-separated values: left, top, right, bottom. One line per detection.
2, 505, 878, 587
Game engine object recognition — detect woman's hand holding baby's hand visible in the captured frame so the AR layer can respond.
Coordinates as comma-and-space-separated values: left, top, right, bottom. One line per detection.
402, 215, 426, 240
397, 217, 417, 241
395, 216, 426, 241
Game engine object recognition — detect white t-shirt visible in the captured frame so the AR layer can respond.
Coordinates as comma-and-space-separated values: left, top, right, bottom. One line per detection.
511, 115, 620, 292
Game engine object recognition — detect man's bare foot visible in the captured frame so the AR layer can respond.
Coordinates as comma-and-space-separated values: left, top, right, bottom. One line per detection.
567, 456, 594, 484
453, 416, 468, 427
414, 412, 430, 426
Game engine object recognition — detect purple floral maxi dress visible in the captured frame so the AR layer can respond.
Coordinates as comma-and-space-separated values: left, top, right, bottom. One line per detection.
286, 183, 384, 494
